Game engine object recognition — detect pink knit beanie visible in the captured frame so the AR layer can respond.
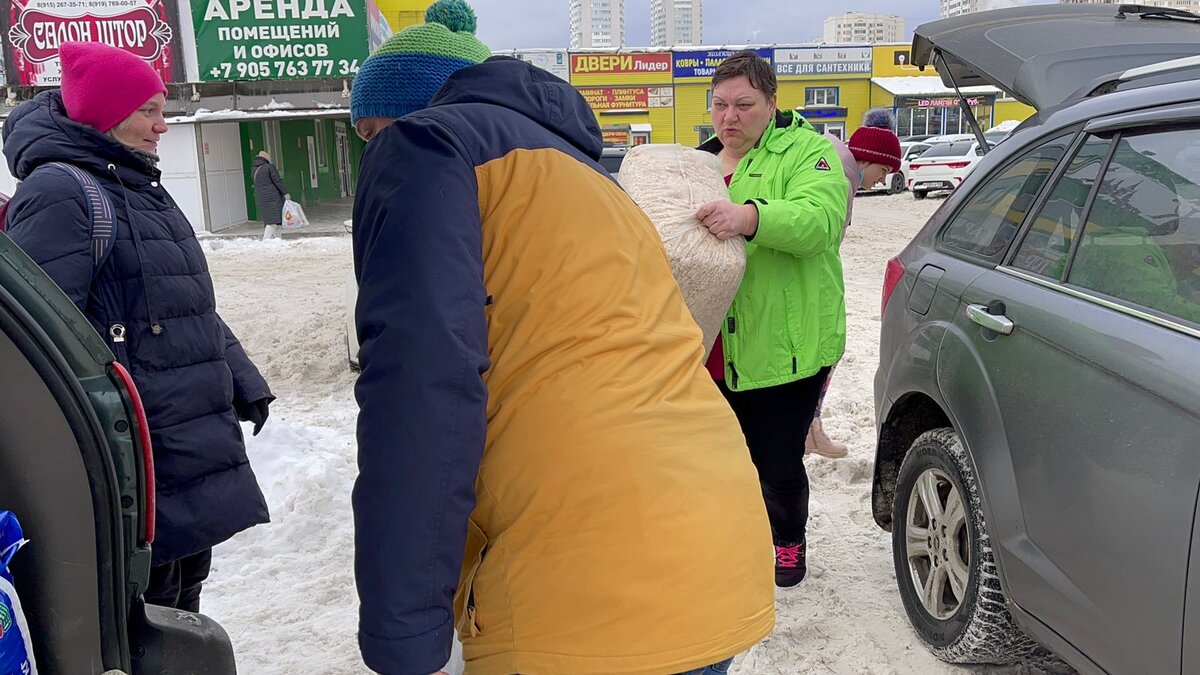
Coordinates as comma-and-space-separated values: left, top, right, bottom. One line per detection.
849, 109, 902, 173
60, 42, 168, 133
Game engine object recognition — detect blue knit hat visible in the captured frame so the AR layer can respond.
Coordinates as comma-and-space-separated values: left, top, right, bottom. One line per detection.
350, 0, 492, 123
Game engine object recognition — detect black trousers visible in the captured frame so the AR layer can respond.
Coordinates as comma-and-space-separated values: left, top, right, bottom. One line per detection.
719, 367, 830, 543
145, 548, 213, 613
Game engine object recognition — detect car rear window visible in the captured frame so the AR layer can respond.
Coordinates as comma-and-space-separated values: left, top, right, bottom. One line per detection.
938, 134, 1073, 260
919, 143, 972, 158
1064, 128, 1200, 326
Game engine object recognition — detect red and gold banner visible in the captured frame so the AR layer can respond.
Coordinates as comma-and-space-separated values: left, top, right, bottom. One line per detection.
4, 0, 181, 85
579, 86, 674, 111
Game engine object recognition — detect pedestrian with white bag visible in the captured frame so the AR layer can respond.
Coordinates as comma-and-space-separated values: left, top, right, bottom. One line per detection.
252, 150, 290, 239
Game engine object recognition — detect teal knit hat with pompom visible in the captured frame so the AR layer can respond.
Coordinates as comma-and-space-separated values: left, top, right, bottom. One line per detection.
350, 0, 492, 123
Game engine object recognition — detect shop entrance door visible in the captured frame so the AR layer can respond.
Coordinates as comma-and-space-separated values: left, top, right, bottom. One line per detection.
335, 122, 354, 198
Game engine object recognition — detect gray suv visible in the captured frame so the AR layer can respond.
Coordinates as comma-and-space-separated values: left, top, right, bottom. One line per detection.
873, 5, 1200, 674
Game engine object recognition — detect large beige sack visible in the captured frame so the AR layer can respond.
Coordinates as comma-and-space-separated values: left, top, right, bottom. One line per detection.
619, 144, 746, 359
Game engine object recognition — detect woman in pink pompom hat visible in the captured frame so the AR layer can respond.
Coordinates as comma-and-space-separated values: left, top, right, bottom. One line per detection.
59, 41, 169, 143
2, 41, 273, 615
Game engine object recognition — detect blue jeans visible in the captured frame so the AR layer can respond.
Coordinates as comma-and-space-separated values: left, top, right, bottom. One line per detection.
676, 657, 733, 675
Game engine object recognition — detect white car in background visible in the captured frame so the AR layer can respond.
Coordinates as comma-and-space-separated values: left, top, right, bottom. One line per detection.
907, 141, 984, 199
924, 133, 976, 145
868, 141, 933, 195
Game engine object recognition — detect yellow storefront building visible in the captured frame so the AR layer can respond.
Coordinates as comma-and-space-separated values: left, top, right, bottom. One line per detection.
570, 44, 1036, 148
569, 51, 677, 146
372, 0, 431, 32
774, 46, 874, 141
867, 44, 1034, 137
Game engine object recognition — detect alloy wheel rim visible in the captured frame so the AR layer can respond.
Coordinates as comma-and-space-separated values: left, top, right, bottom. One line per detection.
905, 467, 971, 620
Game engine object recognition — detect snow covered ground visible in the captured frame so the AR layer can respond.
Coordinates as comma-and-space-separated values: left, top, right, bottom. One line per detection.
200, 193, 1073, 674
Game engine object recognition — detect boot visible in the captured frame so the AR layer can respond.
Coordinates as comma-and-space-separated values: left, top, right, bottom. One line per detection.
262, 224, 278, 240
807, 417, 848, 459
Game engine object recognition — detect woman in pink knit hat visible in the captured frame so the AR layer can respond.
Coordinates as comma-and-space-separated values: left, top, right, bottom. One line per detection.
3, 42, 272, 613
807, 109, 902, 458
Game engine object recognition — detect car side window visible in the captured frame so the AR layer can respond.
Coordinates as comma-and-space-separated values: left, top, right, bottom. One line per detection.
1065, 128, 1200, 326
1011, 135, 1112, 278
939, 134, 1072, 261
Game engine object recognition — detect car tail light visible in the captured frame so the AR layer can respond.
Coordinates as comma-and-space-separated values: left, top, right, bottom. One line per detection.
882, 257, 905, 314
112, 361, 155, 545
908, 163, 924, 170
946, 161, 971, 169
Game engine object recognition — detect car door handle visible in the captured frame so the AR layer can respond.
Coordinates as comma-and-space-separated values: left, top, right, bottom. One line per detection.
966, 304, 1015, 335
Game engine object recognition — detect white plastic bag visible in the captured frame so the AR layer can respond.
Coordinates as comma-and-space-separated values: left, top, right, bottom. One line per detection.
619, 144, 746, 359
281, 200, 308, 229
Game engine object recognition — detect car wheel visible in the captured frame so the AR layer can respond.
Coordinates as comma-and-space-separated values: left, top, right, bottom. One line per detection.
889, 173, 905, 194
892, 428, 1041, 664
913, 189, 927, 200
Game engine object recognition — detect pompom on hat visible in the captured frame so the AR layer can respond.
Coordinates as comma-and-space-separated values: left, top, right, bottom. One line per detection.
848, 108, 902, 173
59, 42, 167, 134
350, 0, 492, 123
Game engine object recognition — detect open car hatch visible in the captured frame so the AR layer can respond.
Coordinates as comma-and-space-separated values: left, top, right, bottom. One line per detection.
912, 4, 1200, 111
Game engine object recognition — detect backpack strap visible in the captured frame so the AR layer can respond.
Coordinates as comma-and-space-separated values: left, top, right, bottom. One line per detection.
42, 162, 117, 277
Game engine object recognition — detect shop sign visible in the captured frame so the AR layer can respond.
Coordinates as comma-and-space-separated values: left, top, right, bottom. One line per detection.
775, 47, 872, 76
602, 128, 629, 145
924, 97, 979, 108
571, 52, 671, 76
672, 48, 772, 78
899, 95, 994, 108
4, 0, 181, 86
802, 107, 848, 119
579, 86, 673, 111
192, 0, 369, 81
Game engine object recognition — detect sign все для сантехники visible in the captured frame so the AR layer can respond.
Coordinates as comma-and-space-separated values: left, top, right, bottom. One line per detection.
191, 0, 369, 81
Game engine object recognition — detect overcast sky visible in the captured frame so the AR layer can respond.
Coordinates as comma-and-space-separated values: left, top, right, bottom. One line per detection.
468, 0, 1056, 50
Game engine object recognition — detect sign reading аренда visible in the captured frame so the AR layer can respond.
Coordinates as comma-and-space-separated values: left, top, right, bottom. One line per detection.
192, 0, 369, 81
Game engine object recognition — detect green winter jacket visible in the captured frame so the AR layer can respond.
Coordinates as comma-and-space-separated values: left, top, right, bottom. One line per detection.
701, 110, 850, 390
1069, 227, 1200, 324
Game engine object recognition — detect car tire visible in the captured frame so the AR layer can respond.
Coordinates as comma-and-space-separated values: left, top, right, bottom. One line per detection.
889, 173, 905, 195
913, 189, 927, 200
892, 428, 1041, 664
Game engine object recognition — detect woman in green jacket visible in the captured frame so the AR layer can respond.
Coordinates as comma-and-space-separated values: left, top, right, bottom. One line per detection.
697, 51, 850, 587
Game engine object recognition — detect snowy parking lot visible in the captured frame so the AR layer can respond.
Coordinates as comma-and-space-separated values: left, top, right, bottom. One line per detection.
200, 193, 1072, 674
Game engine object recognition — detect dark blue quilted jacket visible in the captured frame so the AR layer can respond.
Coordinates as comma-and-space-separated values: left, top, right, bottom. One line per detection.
3, 91, 270, 565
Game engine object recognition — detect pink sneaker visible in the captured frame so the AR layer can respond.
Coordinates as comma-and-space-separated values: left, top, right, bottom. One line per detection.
774, 539, 807, 587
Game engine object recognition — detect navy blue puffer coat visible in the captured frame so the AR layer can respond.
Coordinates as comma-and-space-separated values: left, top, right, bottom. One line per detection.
3, 91, 270, 565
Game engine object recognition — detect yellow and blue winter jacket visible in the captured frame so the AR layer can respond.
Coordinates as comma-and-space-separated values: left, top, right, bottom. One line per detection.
352, 57, 774, 675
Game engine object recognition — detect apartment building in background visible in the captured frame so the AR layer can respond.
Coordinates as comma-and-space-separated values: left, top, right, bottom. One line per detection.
571, 0, 626, 49
1060, 0, 1200, 9
941, 0, 983, 17
822, 12, 905, 44
651, 0, 703, 47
